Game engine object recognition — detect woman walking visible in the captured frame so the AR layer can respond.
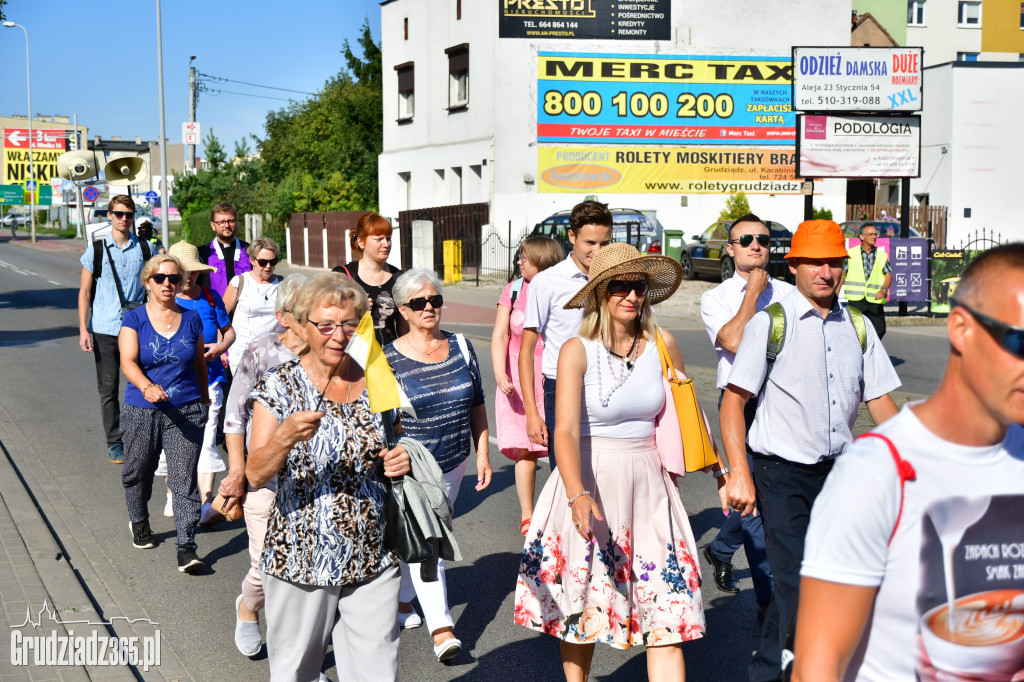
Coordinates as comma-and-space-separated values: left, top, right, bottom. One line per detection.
332, 213, 404, 346
223, 238, 284, 374
490, 237, 563, 535
119, 254, 210, 573
220, 274, 308, 657
384, 269, 492, 662
515, 243, 723, 681
246, 273, 410, 681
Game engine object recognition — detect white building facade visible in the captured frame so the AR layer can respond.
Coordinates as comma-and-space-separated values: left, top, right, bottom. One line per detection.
378, 0, 851, 266
913, 61, 1023, 247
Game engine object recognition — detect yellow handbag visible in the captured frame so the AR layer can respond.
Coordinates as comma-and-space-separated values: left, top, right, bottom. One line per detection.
655, 330, 717, 473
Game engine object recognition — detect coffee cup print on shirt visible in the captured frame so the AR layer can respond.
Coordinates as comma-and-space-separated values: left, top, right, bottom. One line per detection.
916, 496, 1024, 680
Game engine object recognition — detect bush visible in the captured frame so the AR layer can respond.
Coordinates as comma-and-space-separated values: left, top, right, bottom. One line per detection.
812, 207, 834, 220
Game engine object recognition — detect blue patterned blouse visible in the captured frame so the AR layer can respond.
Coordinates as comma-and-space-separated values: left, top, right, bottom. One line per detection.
384, 331, 486, 473
251, 359, 395, 587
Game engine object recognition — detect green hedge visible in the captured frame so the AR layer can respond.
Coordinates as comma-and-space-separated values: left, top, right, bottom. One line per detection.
180, 208, 287, 256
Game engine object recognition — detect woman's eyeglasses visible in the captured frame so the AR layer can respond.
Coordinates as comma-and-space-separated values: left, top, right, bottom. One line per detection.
951, 298, 1024, 359
255, 258, 279, 267
729, 234, 771, 248
606, 279, 649, 297
110, 211, 134, 220
307, 319, 360, 336
151, 273, 181, 285
404, 295, 443, 311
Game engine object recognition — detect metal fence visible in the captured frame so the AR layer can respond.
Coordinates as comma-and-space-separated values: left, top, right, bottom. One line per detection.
398, 203, 491, 281
286, 211, 371, 269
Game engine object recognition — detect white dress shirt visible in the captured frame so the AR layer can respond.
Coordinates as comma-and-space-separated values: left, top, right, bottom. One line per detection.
727, 289, 901, 464
701, 273, 795, 390
523, 254, 588, 379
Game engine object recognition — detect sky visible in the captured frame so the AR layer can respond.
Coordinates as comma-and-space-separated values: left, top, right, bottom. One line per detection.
0, 0, 381, 158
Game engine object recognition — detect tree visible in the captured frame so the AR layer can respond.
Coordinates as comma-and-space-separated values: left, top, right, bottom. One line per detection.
203, 129, 227, 169
812, 206, 834, 220
719, 192, 752, 221
233, 138, 252, 161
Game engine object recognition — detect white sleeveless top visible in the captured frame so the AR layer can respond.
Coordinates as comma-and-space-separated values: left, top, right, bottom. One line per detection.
228, 272, 283, 373
578, 335, 665, 439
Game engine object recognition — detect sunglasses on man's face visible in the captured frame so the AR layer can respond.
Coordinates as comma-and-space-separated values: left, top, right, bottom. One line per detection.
606, 279, 649, 297
730, 234, 771, 248
404, 295, 443, 311
152, 273, 181, 285
952, 298, 1024, 359
255, 258, 279, 268
110, 211, 134, 220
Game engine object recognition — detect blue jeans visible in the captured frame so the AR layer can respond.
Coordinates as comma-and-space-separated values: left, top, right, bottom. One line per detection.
543, 376, 557, 469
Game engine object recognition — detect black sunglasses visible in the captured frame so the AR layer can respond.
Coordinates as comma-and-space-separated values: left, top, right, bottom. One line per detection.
951, 298, 1024, 359
255, 258, 279, 267
607, 279, 649, 297
730, 234, 771, 248
152, 273, 181, 285
110, 210, 134, 220
404, 295, 443, 311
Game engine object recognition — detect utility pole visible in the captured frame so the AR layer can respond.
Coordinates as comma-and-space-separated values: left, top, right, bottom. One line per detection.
188, 55, 197, 172
156, 0, 170, 249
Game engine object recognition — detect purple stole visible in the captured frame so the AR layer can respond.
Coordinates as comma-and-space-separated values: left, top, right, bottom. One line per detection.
207, 238, 252, 296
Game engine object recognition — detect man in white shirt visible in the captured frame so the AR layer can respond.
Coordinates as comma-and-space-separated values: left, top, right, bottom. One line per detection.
520, 200, 612, 468
700, 214, 793, 613
722, 219, 901, 682
794, 243, 1024, 682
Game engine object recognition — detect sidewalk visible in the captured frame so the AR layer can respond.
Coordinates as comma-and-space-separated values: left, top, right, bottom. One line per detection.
0, 399, 188, 680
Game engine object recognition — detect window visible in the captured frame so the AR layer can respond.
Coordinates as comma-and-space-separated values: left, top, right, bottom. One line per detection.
445, 44, 469, 110
907, 0, 926, 25
957, 51, 979, 61
958, 1, 981, 26
395, 63, 414, 121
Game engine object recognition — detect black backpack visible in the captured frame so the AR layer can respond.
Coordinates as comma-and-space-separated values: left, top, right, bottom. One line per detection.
89, 238, 152, 305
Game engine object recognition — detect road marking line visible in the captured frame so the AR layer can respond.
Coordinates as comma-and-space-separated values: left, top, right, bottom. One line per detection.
47, 280, 61, 286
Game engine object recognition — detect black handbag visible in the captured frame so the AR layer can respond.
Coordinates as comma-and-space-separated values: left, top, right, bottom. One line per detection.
384, 477, 437, 567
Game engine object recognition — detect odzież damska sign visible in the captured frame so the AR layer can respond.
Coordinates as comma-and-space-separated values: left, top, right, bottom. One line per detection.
796, 114, 920, 178
791, 47, 923, 113
499, 0, 670, 40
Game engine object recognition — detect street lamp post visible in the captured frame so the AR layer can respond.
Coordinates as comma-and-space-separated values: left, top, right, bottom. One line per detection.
3, 20, 36, 244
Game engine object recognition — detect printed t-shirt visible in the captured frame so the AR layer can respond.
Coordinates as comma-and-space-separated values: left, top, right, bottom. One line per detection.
802, 405, 1024, 681
121, 307, 204, 408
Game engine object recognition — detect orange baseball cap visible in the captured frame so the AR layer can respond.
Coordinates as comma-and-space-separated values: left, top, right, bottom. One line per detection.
785, 220, 849, 260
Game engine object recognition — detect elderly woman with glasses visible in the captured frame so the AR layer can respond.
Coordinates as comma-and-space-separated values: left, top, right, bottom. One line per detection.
119, 254, 210, 574
218, 274, 308, 658
382, 268, 492, 663
222, 237, 284, 374
246, 272, 411, 681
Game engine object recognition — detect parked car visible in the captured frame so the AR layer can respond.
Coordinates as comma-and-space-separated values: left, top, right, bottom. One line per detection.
840, 220, 923, 239
1, 213, 31, 228
680, 220, 793, 282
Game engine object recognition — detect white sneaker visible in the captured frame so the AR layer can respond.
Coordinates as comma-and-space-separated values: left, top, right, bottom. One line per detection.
398, 610, 422, 629
234, 595, 263, 656
163, 494, 173, 518
433, 636, 462, 662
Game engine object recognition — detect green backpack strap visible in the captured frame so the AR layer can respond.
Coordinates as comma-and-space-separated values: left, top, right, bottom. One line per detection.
765, 302, 786, 378
847, 305, 868, 352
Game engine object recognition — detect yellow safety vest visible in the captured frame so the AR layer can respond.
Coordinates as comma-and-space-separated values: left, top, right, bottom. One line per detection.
844, 245, 888, 303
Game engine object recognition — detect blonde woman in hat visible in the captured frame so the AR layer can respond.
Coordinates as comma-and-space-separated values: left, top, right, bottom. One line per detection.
515, 243, 722, 681
160, 241, 236, 523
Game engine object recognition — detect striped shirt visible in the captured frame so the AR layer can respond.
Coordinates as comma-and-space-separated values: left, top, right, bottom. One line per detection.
384, 331, 486, 473
727, 290, 901, 464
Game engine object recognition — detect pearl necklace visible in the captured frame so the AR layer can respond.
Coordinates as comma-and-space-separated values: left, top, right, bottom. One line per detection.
596, 332, 640, 407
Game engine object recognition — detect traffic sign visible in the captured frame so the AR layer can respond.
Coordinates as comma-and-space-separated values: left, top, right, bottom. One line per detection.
0, 185, 22, 204
83, 186, 99, 203
182, 121, 201, 145
145, 190, 159, 204
24, 185, 52, 206
24, 180, 37, 191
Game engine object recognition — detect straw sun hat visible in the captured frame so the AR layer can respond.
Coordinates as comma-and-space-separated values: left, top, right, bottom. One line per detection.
168, 241, 217, 273
563, 242, 683, 309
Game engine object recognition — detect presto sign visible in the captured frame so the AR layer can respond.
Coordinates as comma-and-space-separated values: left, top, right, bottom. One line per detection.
792, 47, 923, 113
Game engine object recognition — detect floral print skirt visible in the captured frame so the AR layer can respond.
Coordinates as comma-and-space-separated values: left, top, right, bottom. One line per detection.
514, 436, 705, 649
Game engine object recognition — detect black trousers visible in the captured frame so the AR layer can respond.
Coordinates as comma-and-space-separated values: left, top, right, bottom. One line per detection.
92, 332, 122, 445
849, 298, 886, 339
748, 454, 835, 682
543, 376, 557, 470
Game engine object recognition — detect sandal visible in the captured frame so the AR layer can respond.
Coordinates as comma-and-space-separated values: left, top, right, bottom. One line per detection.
520, 518, 531, 536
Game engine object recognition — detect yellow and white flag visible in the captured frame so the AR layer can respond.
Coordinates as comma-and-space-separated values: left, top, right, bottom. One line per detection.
345, 311, 416, 417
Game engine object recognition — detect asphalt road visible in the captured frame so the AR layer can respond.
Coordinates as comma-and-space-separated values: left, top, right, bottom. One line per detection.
0, 238, 947, 681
